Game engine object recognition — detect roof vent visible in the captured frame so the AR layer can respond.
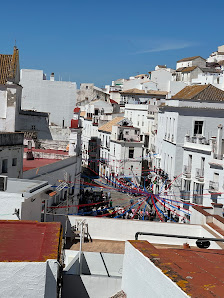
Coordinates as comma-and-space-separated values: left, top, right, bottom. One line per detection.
0, 175, 8, 191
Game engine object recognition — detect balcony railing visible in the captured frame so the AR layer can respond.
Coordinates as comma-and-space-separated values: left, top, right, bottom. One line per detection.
151, 144, 155, 152
193, 193, 203, 205
100, 158, 108, 165
183, 165, 191, 178
180, 190, 190, 201
185, 135, 210, 145
195, 168, 204, 181
209, 181, 219, 192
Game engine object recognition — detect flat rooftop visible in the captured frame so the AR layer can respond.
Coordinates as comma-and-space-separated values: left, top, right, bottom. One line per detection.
23, 158, 60, 171
24, 147, 68, 155
70, 239, 125, 254
6, 178, 48, 194
130, 240, 224, 297
69, 239, 185, 254
0, 220, 62, 262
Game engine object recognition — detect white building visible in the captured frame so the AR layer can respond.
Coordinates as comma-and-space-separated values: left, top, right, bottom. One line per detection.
156, 84, 224, 202
191, 70, 224, 90
120, 88, 168, 105
124, 102, 159, 171
0, 177, 51, 221
207, 44, 224, 64
109, 118, 143, 185
20, 69, 77, 128
176, 56, 206, 69
0, 132, 23, 178
182, 124, 224, 209
98, 116, 124, 180
0, 220, 62, 298
77, 83, 110, 106
80, 100, 116, 174
22, 108, 82, 216
0, 47, 51, 139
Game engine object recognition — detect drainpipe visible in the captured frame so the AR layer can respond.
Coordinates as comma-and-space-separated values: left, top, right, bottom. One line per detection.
217, 124, 223, 160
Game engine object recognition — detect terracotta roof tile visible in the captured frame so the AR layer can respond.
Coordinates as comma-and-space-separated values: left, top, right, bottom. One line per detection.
120, 88, 168, 96
135, 74, 148, 78
98, 116, 124, 133
0, 47, 19, 84
177, 55, 205, 63
180, 66, 198, 73
172, 84, 224, 101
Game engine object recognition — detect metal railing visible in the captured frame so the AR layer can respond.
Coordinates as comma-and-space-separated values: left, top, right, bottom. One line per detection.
195, 168, 204, 178
183, 165, 191, 175
180, 190, 190, 201
193, 193, 203, 205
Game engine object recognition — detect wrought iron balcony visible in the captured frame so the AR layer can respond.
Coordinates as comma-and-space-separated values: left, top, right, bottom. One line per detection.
180, 190, 190, 202
195, 168, 204, 182
193, 193, 203, 205
183, 165, 191, 178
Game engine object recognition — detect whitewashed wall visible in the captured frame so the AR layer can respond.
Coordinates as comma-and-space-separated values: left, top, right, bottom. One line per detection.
68, 216, 221, 249
20, 69, 77, 127
0, 260, 58, 298
122, 241, 188, 298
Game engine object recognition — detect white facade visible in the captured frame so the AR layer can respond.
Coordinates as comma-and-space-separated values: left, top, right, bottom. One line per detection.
207, 44, 224, 63
176, 56, 206, 69
0, 178, 50, 221
77, 83, 110, 106
109, 119, 143, 185
0, 259, 58, 298
192, 72, 224, 90
20, 69, 77, 127
0, 132, 23, 178
122, 241, 188, 298
123, 77, 156, 91
156, 99, 224, 206
182, 125, 224, 208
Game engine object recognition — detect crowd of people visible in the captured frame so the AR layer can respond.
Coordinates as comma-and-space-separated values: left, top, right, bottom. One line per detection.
78, 188, 179, 222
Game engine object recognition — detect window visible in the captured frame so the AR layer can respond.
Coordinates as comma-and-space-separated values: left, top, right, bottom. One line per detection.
2, 159, 8, 173
188, 154, 192, 170
86, 86, 88, 89
129, 147, 134, 158
194, 121, 203, 135
31, 125, 36, 130
142, 122, 144, 126
135, 130, 138, 135
12, 158, 17, 166
140, 135, 143, 141
125, 131, 129, 135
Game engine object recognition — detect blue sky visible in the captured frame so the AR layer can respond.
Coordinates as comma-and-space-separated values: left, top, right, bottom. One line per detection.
1, 0, 224, 88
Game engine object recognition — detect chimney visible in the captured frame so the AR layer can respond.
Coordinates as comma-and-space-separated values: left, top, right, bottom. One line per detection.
50, 72, 55, 81
217, 124, 223, 159
211, 203, 223, 217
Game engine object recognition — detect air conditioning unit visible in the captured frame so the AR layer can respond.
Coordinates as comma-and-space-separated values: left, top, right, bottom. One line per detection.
0, 175, 8, 191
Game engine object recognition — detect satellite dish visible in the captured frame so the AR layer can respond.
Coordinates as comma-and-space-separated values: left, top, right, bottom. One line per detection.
196, 239, 210, 249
